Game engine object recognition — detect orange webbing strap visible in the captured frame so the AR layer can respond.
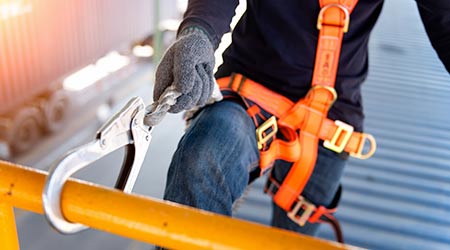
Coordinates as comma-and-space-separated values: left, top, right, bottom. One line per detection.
313, 0, 357, 88
272, 0, 360, 212
220, 74, 294, 116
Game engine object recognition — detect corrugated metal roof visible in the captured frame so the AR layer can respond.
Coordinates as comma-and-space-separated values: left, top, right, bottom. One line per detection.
233, 0, 450, 249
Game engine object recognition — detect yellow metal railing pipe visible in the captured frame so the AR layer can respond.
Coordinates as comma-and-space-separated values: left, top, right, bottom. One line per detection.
0, 160, 358, 250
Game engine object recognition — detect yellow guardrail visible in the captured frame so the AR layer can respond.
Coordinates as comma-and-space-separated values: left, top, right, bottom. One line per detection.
0, 160, 360, 250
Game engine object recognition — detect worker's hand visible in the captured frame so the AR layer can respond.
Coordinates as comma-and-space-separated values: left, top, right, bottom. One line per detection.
154, 26, 216, 113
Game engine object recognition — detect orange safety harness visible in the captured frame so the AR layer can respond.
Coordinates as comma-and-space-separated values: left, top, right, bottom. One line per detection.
217, 0, 376, 243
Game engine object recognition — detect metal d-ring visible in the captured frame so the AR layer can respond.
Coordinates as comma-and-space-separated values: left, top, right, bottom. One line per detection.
317, 3, 351, 33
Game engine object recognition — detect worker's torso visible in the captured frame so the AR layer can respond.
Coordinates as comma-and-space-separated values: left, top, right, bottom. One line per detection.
219, 0, 384, 131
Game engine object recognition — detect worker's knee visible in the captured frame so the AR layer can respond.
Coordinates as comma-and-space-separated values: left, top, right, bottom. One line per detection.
167, 100, 258, 199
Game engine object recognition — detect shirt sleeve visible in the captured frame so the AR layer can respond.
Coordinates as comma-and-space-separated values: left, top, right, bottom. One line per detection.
177, 0, 240, 49
416, 0, 450, 73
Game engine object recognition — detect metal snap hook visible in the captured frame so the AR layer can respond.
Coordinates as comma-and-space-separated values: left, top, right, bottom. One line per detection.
42, 97, 151, 234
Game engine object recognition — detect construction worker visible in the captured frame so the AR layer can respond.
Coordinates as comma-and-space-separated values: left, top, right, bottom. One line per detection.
153, 0, 450, 240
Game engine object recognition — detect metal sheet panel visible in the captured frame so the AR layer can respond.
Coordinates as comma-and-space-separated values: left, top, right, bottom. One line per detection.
234, 0, 450, 249
0, 0, 160, 114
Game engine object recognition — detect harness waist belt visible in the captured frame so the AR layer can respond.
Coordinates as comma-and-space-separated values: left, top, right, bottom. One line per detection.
217, 74, 376, 166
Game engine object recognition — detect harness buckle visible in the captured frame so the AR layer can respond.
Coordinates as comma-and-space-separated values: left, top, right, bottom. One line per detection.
256, 116, 278, 150
324, 120, 353, 153
317, 4, 350, 33
287, 196, 317, 226
350, 133, 377, 160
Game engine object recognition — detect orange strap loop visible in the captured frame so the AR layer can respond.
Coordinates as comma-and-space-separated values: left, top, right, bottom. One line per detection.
265, 177, 344, 243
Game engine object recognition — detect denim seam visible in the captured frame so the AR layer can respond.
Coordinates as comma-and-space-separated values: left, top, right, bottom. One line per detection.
220, 111, 259, 202
219, 131, 246, 203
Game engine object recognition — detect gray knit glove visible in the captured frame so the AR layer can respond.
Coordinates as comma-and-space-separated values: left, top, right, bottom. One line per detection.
154, 26, 215, 113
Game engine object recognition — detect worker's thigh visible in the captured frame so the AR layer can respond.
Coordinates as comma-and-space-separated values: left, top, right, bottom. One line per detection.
270, 146, 347, 235
163, 100, 260, 215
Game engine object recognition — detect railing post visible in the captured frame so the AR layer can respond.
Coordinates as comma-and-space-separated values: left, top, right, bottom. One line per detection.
153, 0, 163, 63
0, 203, 20, 250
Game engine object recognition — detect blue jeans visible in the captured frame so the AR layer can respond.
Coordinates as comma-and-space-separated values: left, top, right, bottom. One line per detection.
163, 100, 347, 236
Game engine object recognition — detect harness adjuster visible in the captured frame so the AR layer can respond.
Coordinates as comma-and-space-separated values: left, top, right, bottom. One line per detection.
287, 195, 317, 226
256, 116, 278, 150
317, 4, 350, 33
323, 120, 353, 153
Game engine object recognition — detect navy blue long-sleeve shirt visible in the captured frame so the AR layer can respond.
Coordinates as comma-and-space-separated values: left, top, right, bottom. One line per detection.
179, 0, 450, 131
